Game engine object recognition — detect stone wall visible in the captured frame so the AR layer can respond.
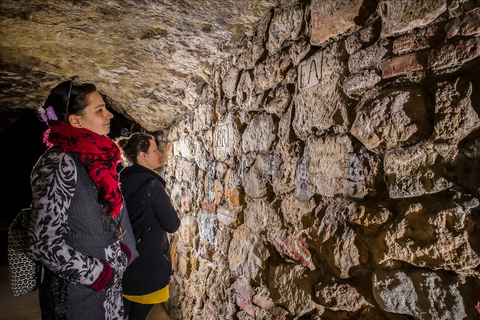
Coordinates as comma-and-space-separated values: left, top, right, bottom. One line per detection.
158, 0, 480, 319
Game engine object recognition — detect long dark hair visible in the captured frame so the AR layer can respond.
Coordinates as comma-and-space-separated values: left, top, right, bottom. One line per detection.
118, 132, 154, 164
42, 80, 97, 123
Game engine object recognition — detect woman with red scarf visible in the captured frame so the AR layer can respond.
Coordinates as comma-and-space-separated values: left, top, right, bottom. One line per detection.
27, 80, 133, 319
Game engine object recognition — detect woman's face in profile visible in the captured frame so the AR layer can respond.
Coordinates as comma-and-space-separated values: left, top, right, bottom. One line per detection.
142, 139, 163, 170
73, 91, 114, 136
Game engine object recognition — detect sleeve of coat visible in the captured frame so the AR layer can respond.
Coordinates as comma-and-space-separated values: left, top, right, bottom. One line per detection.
147, 179, 181, 233
27, 150, 104, 286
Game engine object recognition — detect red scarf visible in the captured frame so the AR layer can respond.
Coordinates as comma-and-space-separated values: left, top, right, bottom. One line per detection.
44, 122, 123, 217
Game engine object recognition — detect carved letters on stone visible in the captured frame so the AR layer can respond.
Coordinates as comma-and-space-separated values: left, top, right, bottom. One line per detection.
213, 114, 241, 161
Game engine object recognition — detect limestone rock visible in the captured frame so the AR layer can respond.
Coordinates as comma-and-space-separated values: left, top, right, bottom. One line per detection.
269, 263, 317, 316
316, 282, 370, 312
434, 78, 480, 143
304, 134, 379, 198
343, 70, 381, 98
236, 70, 256, 110
197, 210, 219, 247
373, 268, 469, 320
264, 84, 292, 117
310, 0, 374, 46
254, 51, 291, 93
351, 87, 430, 153
266, 2, 304, 54
0, 0, 276, 131
243, 154, 271, 199
375, 199, 480, 271
244, 199, 282, 235
272, 140, 298, 195
241, 113, 276, 153
294, 43, 349, 139
348, 39, 389, 74
378, 0, 447, 38
384, 143, 451, 198
213, 113, 241, 161
281, 192, 316, 231
228, 225, 270, 282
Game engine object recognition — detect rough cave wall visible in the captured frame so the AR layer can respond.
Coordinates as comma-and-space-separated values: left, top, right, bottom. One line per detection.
157, 0, 480, 319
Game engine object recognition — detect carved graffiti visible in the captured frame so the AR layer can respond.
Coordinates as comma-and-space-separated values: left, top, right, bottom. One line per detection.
298, 50, 324, 91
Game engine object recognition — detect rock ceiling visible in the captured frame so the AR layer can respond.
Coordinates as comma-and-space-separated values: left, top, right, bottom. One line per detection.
0, 0, 276, 131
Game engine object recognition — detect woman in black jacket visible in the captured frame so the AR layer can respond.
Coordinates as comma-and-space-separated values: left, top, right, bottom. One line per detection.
118, 133, 180, 320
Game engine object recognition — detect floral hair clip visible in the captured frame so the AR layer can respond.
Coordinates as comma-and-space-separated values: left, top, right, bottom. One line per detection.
37, 106, 58, 122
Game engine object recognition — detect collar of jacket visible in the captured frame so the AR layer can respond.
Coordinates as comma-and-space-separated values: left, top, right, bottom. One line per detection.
120, 163, 166, 186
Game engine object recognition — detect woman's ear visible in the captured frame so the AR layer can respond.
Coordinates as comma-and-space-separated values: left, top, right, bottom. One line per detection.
68, 115, 82, 128
138, 151, 147, 161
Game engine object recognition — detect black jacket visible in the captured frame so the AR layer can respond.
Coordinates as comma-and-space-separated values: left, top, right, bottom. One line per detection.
120, 163, 180, 295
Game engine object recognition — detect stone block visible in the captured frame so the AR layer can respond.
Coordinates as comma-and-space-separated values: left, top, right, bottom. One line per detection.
373, 269, 468, 320
317, 198, 355, 243
228, 225, 269, 281
236, 296, 256, 318
178, 253, 192, 278
294, 154, 315, 202
244, 199, 282, 234
378, 0, 447, 38
222, 67, 240, 98
195, 138, 212, 172
310, 0, 369, 46
351, 87, 430, 153
345, 21, 380, 55
428, 37, 480, 70
379, 51, 426, 78
197, 240, 213, 261
316, 283, 368, 312
294, 43, 349, 138
343, 70, 381, 98
280, 192, 316, 231
375, 198, 480, 271
231, 279, 255, 302
224, 168, 242, 207
201, 202, 216, 213
264, 84, 292, 117
434, 78, 480, 143
304, 134, 379, 198
384, 143, 451, 198
214, 179, 223, 205
393, 24, 443, 54
217, 206, 242, 228
254, 51, 291, 93
268, 229, 314, 269
242, 113, 276, 153
213, 113, 241, 161
289, 39, 311, 65
350, 204, 392, 228
269, 263, 316, 315
331, 226, 361, 278
266, 2, 303, 54
236, 70, 256, 110
193, 88, 214, 132
178, 215, 199, 248
348, 39, 389, 74
197, 210, 219, 246
235, 36, 266, 70
272, 140, 297, 196
446, 8, 480, 39
243, 154, 269, 199
252, 291, 275, 311
174, 136, 196, 160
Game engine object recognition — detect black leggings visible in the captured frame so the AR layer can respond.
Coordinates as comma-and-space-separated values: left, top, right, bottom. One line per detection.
123, 298, 154, 320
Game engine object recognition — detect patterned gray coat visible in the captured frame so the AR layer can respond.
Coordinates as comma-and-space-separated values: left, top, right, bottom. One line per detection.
27, 149, 127, 319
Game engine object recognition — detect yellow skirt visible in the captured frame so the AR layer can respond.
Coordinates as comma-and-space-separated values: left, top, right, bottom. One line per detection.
123, 285, 169, 304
